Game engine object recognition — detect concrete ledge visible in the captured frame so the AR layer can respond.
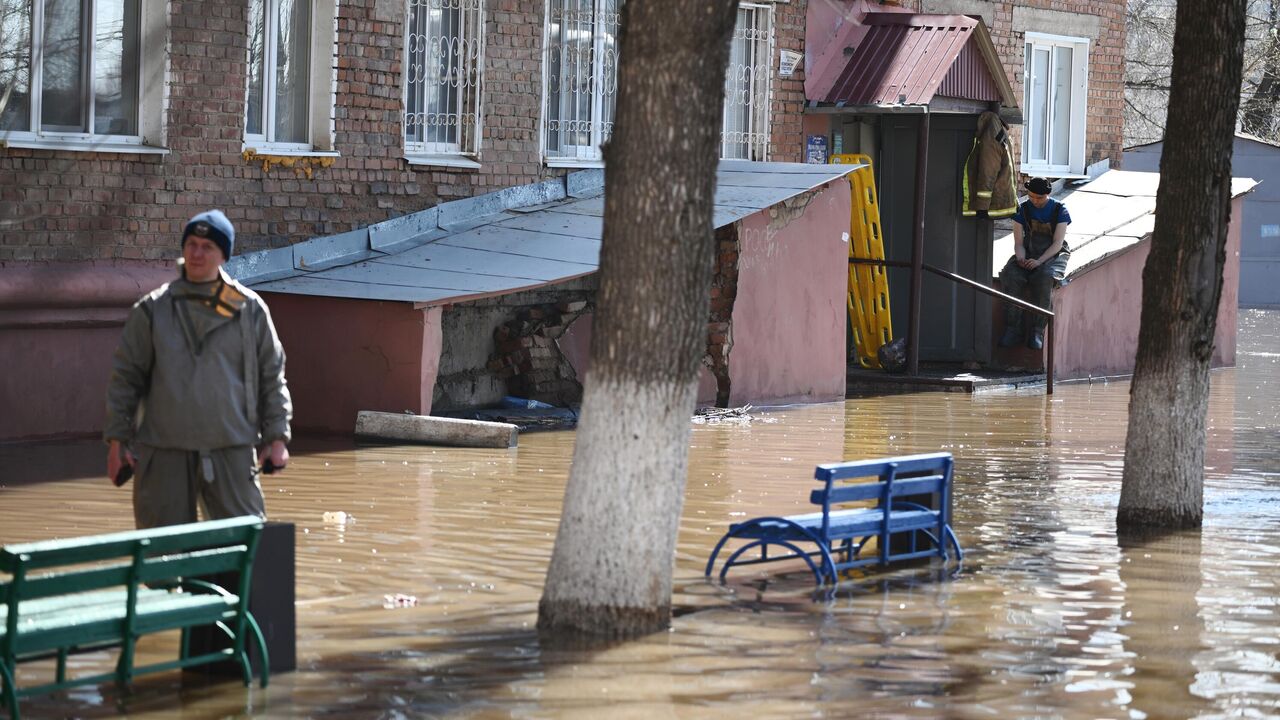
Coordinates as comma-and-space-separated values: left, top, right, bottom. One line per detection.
354, 410, 518, 448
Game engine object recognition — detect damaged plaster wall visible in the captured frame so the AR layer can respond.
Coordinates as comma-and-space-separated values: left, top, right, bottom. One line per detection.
433, 277, 596, 411
725, 180, 850, 406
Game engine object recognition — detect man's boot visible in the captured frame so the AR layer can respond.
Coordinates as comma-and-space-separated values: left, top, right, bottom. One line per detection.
1027, 325, 1044, 350
999, 307, 1023, 347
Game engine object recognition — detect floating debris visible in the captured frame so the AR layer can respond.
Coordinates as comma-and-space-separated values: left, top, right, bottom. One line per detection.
383, 593, 418, 609
322, 511, 355, 524
691, 405, 777, 426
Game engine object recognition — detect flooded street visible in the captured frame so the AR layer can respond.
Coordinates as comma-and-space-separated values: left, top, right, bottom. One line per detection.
3, 309, 1279, 719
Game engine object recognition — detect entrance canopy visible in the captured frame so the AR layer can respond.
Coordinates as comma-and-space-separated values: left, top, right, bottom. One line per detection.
807, 13, 1018, 118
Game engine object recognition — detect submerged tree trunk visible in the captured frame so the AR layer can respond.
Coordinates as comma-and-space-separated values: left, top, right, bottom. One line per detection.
1118, 0, 1246, 531
537, 0, 739, 638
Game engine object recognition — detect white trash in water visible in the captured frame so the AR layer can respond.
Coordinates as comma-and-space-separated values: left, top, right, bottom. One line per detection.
322, 511, 354, 524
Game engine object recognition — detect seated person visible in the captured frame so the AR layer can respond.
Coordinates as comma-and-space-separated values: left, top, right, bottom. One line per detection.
998, 177, 1071, 350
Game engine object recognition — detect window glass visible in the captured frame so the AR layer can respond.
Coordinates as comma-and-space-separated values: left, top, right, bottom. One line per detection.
274, 0, 309, 142
41, 0, 84, 131
94, 0, 138, 135
247, 0, 265, 136
1027, 46, 1049, 164
0, 0, 32, 131
1050, 45, 1072, 167
245, 0, 313, 146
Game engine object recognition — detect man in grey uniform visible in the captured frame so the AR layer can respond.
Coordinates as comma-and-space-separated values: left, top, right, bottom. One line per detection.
105, 209, 292, 529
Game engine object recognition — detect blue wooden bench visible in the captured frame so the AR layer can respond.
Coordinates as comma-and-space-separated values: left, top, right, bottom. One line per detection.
705, 452, 963, 584
1, 516, 270, 719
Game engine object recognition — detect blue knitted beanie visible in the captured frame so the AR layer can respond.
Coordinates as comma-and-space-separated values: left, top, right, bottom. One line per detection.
182, 210, 235, 259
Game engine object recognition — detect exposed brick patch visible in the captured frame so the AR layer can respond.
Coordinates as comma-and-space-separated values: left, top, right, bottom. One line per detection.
705, 224, 740, 407
488, 301, 592, 407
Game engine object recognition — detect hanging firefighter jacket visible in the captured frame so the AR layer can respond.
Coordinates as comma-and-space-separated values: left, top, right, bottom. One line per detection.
962, 110, 1018, 218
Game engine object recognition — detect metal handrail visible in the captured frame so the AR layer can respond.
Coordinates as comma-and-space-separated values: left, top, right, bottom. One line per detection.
849, 258, 1055, 394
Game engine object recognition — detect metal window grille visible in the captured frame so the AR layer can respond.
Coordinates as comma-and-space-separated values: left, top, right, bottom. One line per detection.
0, 0, 140, 137
544, 0, 619, 162
405, 0, 484, 156
246, 0, 311, 147
721, 2, 772, 161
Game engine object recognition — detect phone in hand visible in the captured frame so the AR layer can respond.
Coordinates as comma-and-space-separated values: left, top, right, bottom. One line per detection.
260, 458, 280, 475
113, 463, 134, 487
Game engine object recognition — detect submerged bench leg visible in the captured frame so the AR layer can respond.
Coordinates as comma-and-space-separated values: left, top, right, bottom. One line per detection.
246, 613, 271, 688
1, 660, 18, 720
945, 526, 964, 563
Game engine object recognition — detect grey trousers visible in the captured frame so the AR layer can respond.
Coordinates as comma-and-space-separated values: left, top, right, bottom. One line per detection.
999, 252, 1069, 332
132, 444, 266, 529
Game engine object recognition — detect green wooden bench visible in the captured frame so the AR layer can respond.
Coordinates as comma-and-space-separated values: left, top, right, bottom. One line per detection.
1, 516, 270, 719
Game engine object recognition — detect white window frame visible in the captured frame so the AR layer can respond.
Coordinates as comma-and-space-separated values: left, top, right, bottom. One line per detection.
541, 0, 619, 168
243, 0, 340, 157
403, 0, 485, 169
1021, 32, 1088, 177
0, 0, 167, 154
721, 2, 773, 161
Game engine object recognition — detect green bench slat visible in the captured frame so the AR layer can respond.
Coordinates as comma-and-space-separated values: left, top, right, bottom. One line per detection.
0, 516, 261, 572
4, 547, 249, 602
2, 589, 234, 656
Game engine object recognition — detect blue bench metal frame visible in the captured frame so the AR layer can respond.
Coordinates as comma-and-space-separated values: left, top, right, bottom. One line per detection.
705, 452, 963, 584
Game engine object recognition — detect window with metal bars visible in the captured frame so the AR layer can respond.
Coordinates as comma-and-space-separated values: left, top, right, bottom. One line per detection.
1022, 32, 1089, 177
404, 0, 484, 162
721, 2, 772, 161
543, 0, 618, 166
0, 0, 141, 139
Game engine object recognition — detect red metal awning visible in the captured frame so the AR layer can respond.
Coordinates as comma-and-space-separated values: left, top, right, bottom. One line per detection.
813, 13, 1016, 109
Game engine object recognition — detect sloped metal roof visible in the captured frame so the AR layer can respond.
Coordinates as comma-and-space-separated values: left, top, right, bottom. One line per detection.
226, 160, 859, 305
992, 170, 1260, 280
813, 13, 1016, 109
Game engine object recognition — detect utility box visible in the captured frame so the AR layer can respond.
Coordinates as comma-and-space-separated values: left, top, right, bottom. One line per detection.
186, 521, 296, 676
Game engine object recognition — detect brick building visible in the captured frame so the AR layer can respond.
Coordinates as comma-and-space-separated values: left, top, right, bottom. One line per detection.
0, 0, 1128, 441
0, 0, 808, 441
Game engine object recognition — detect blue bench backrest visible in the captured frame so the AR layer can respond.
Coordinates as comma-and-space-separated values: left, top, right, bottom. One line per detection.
809, 452, 954, 537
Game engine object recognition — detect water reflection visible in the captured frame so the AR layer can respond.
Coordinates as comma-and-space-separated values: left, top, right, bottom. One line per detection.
3, 309, 1280, 718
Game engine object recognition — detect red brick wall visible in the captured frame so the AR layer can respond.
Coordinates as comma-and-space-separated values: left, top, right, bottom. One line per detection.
0, 0, 832, 262
770, 0, 808, 162
0, 0, 558, 262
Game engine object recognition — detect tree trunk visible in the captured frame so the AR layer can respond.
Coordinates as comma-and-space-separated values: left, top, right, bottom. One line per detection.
537, 0, 739, 638
1118, 0, 1246, 531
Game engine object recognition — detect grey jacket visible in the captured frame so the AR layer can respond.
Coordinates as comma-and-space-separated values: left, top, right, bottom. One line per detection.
105, 269, 292, 450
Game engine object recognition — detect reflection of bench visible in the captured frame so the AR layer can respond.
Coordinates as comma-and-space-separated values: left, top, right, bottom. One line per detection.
1, 516, 269, 719
705, 453, 963, 584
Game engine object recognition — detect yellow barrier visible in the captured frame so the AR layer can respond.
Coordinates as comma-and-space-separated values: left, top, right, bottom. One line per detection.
831, 153, 893, 368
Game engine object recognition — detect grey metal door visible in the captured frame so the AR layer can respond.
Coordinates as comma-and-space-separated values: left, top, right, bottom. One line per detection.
877, 114, 992, 363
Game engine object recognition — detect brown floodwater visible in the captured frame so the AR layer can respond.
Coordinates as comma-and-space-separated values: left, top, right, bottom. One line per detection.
3, 309, 1279, 719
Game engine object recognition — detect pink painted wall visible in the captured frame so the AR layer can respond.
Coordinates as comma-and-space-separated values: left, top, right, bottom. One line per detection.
1048, 194, 1243, 379
0, 262, 172, 442
262, 293, 443, 435
727, 180, 851, 405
